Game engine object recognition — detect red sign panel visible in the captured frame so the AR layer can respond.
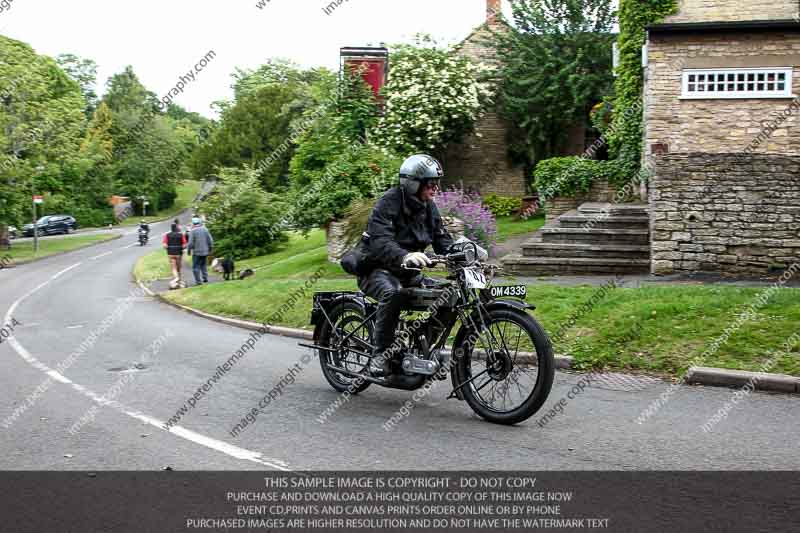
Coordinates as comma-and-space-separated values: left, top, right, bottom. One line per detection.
345, 58, 387, 98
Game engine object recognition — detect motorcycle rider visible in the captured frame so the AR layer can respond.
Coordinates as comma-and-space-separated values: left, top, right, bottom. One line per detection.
138, 220, 150, 241
358, 154, 454, 376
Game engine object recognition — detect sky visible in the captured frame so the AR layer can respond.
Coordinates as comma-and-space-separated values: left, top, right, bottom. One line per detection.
0, 0, 515, 119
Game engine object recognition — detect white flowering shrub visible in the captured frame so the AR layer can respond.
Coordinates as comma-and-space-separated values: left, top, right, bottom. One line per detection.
375, 39, 493, 154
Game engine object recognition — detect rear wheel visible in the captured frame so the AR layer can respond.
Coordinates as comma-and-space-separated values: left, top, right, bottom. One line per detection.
454, 308, 554, 425
317, 301, 373, 394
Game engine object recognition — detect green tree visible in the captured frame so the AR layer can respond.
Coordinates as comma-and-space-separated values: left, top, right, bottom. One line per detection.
0, 36, 88, 229
193, 84, 301, 189
100, 66, 194, 214
493, 0, 616, 168
287, 66, 403, 231
57, 53, 99, 118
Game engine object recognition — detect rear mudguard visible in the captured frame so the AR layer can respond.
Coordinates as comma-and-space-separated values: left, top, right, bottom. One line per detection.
449, 298, 535, 400
310, 292, 373, 342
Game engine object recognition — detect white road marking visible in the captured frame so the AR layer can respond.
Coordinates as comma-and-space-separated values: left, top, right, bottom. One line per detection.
3, 267, 290, 471
66, 325, 85, 329
123, 242, 139, 249
90, 251, 113, 260
51, 262, 82, 281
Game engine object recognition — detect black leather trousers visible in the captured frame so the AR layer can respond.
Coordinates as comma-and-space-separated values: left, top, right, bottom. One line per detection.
358, 269, 422, 354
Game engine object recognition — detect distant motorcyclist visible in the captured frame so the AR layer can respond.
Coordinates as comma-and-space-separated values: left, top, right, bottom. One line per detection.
357, 154, 454, 376
138, 220, 150, 236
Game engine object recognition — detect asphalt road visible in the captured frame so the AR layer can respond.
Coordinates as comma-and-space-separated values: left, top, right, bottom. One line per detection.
0, 214, 798, 471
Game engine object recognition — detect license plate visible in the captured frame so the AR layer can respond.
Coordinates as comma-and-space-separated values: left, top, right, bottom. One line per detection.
487, 285, 527, 299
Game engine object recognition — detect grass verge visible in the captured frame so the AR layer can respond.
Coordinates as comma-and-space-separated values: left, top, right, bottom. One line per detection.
495, 214, 546, 242
119, 180, 203, 226
137, 229, 800, 378
3, 234, 119, 263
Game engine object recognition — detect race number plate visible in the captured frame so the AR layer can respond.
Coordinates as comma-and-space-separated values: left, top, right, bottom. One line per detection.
487, 285, 527, 299
464, 267, 487, 289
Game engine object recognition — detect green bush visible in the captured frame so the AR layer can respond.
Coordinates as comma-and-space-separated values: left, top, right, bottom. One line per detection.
200, 167, 288, 260
533, 156, 631, 199
72, 207, 114, 227
483, 194, 522, 218
534, 157, 595, 199
290, 143, 403, 231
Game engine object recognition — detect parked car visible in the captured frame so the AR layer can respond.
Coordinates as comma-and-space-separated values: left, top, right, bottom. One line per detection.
8, 226, 18, 239
22, 215, 79, 237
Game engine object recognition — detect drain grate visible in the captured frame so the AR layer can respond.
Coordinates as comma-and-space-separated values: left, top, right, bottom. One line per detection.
589, 372, 661, 392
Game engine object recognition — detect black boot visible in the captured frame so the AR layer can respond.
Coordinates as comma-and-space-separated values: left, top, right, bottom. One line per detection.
369, 349, 393, 377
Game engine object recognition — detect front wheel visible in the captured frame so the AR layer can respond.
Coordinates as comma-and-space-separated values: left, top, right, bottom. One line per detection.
454, 308, 554, 425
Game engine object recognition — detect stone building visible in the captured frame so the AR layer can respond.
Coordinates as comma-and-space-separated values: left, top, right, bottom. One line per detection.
442, 0, 589, 198
645, 0, 800, 275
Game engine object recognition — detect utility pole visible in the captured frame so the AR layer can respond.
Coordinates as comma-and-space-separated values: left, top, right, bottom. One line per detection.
31, 195, 37, 254
32, 165, 44, 254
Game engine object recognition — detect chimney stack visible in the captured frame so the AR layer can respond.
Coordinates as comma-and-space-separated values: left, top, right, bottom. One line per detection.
487, 0, 501, 21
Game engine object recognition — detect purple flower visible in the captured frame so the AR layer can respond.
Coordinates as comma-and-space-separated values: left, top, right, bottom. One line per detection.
434, 187, 497, 248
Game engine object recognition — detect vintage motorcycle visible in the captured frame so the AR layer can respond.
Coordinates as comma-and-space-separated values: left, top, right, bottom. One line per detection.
301, 242, 554, 425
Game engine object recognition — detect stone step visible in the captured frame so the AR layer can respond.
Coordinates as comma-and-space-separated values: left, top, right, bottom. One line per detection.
557, 214, 650, 229
578, 202, 649, 217
502, 254, 651, 276
540, 227, 650, 245
521, 242, 651, 259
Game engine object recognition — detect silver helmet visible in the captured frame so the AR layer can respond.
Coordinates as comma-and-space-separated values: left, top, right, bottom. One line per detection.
399, 154, 444, 195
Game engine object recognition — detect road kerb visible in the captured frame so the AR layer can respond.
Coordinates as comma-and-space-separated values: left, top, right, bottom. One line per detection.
685, 366, 800, 394
135, 280, 314, 340
134, 277, 799, 396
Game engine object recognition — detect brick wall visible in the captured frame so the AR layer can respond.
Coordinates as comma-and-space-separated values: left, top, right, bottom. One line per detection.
650, 153, 800, 275
663, 0, 799, 23
645, 31, 800, 158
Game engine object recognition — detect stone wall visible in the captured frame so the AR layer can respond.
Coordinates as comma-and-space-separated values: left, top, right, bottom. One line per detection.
662, 0, 799, 24
544, 196, 584, 223
327, 221, 350, 263
443, 18, 528, 198
645, 31, 800, 158
650, 153, 800, 275
443, 111, 528, 197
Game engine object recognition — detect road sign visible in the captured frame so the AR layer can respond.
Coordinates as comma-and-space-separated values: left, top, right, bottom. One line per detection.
33, 195, 43, 204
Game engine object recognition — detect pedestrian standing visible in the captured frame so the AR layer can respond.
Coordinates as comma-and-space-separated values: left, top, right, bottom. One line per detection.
163, 223, 187, 289
187, 216, 214, 286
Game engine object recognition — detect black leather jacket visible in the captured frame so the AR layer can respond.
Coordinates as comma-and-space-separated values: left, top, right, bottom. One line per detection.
363, 186, 453, 275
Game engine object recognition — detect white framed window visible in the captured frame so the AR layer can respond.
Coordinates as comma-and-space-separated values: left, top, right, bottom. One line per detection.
681, 67, 793, 99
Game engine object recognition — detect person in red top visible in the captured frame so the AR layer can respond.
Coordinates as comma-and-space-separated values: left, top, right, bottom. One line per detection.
163, 223, 187, 289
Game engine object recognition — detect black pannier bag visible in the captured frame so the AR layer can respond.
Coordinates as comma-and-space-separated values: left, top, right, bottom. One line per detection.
340, 233, 373, 277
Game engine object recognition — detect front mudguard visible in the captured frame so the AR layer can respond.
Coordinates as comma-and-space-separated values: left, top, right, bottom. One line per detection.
449, 298, 535, 400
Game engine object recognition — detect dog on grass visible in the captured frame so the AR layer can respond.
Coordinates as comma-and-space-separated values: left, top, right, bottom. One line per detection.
238, 269, 254, 281
211, 257, 237, 281
222, 257, 236, 281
